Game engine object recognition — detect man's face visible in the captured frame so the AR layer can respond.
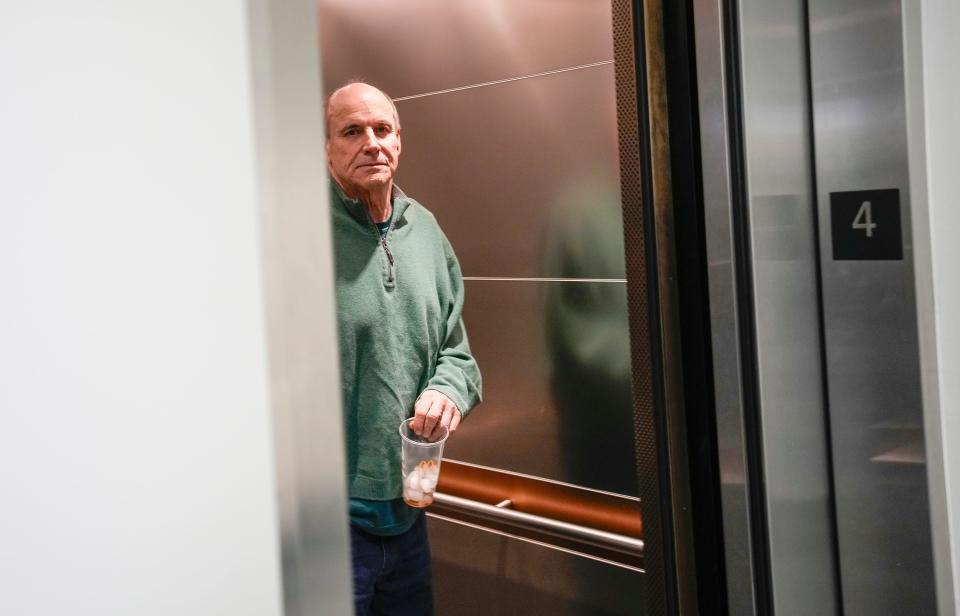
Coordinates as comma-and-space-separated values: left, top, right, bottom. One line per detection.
326, 84, 402, 198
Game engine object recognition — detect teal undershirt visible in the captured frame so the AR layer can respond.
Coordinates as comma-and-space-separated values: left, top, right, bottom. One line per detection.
349, 497, 421, 536
351, 211, 421, 536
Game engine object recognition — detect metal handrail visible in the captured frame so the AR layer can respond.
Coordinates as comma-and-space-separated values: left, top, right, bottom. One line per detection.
431, 492, 644, 556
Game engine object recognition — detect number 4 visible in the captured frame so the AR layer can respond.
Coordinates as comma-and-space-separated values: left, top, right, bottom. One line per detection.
853, 200, 877, 238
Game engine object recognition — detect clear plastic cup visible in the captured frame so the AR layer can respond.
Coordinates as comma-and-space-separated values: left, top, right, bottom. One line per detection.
398, 418, 449, 508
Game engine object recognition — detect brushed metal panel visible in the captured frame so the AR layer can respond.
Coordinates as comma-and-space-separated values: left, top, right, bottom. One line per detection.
447, 279, 637, 497
738, 0, 840, 612
317, 0, 614, 99
808, 1, 935, 613
251, 1, 354, 614
393, 65, 623, 279
690, 0, 757, 611
427, 515, 645, 615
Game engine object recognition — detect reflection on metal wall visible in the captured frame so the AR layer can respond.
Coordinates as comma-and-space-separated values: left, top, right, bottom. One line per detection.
452, 279, 635, 495
317, 0, 636, 498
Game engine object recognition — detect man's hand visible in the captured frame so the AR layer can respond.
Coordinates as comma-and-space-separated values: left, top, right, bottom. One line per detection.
411, 390, 461, 441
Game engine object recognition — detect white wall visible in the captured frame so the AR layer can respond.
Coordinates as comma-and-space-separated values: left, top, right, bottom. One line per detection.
0, 2, 340, 614
905, 0, 960, 613
923, 1, 960, 610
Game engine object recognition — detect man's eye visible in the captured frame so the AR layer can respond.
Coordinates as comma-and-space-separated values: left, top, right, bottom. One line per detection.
375, 125, 391, 135
344, 128, 360, 136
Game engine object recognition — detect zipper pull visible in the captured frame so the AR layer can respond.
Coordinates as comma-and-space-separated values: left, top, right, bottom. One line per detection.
380, 236, 394, 283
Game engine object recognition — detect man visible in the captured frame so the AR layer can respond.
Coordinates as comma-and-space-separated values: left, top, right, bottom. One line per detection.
326, 81, 482, 615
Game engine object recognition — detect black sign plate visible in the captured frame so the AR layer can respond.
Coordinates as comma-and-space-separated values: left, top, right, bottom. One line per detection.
830, 189, 903, 260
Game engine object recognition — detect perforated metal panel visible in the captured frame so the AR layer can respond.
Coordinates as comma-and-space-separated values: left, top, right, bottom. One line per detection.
611, 0, 668, 614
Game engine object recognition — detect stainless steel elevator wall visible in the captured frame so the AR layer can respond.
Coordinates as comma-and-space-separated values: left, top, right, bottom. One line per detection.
808, 1, 935, 612
319, 1, 616, 99
317, 0, 637, 498
427, 516, 644, 615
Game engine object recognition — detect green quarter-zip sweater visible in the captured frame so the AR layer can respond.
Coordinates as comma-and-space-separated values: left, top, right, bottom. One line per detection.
331, 181, 482, 502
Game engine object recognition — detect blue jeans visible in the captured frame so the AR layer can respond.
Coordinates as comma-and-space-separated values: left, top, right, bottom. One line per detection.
350, 513, 434, 616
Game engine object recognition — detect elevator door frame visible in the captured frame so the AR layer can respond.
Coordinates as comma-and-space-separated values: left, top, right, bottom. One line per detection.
691, 0, 942, 613
691, 0, 842, 613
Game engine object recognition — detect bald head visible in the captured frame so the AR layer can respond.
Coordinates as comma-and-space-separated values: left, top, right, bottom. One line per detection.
325, 82, 400, 137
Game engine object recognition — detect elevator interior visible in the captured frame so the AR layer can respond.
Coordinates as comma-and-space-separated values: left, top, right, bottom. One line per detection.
318, 1, 657, 613
316, 0, 939, 614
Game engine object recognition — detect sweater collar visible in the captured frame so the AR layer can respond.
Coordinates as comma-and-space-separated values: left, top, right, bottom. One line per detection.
329, 179, 411, 227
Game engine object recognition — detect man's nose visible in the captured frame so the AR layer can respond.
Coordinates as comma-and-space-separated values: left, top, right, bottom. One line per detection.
361, 128, 379, 152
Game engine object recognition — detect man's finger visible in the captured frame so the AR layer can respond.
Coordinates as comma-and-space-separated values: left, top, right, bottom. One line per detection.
412, 397, 431, 435
434, 405, 455, 440
422, 399, 442, 437
449, 409, 462, 433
